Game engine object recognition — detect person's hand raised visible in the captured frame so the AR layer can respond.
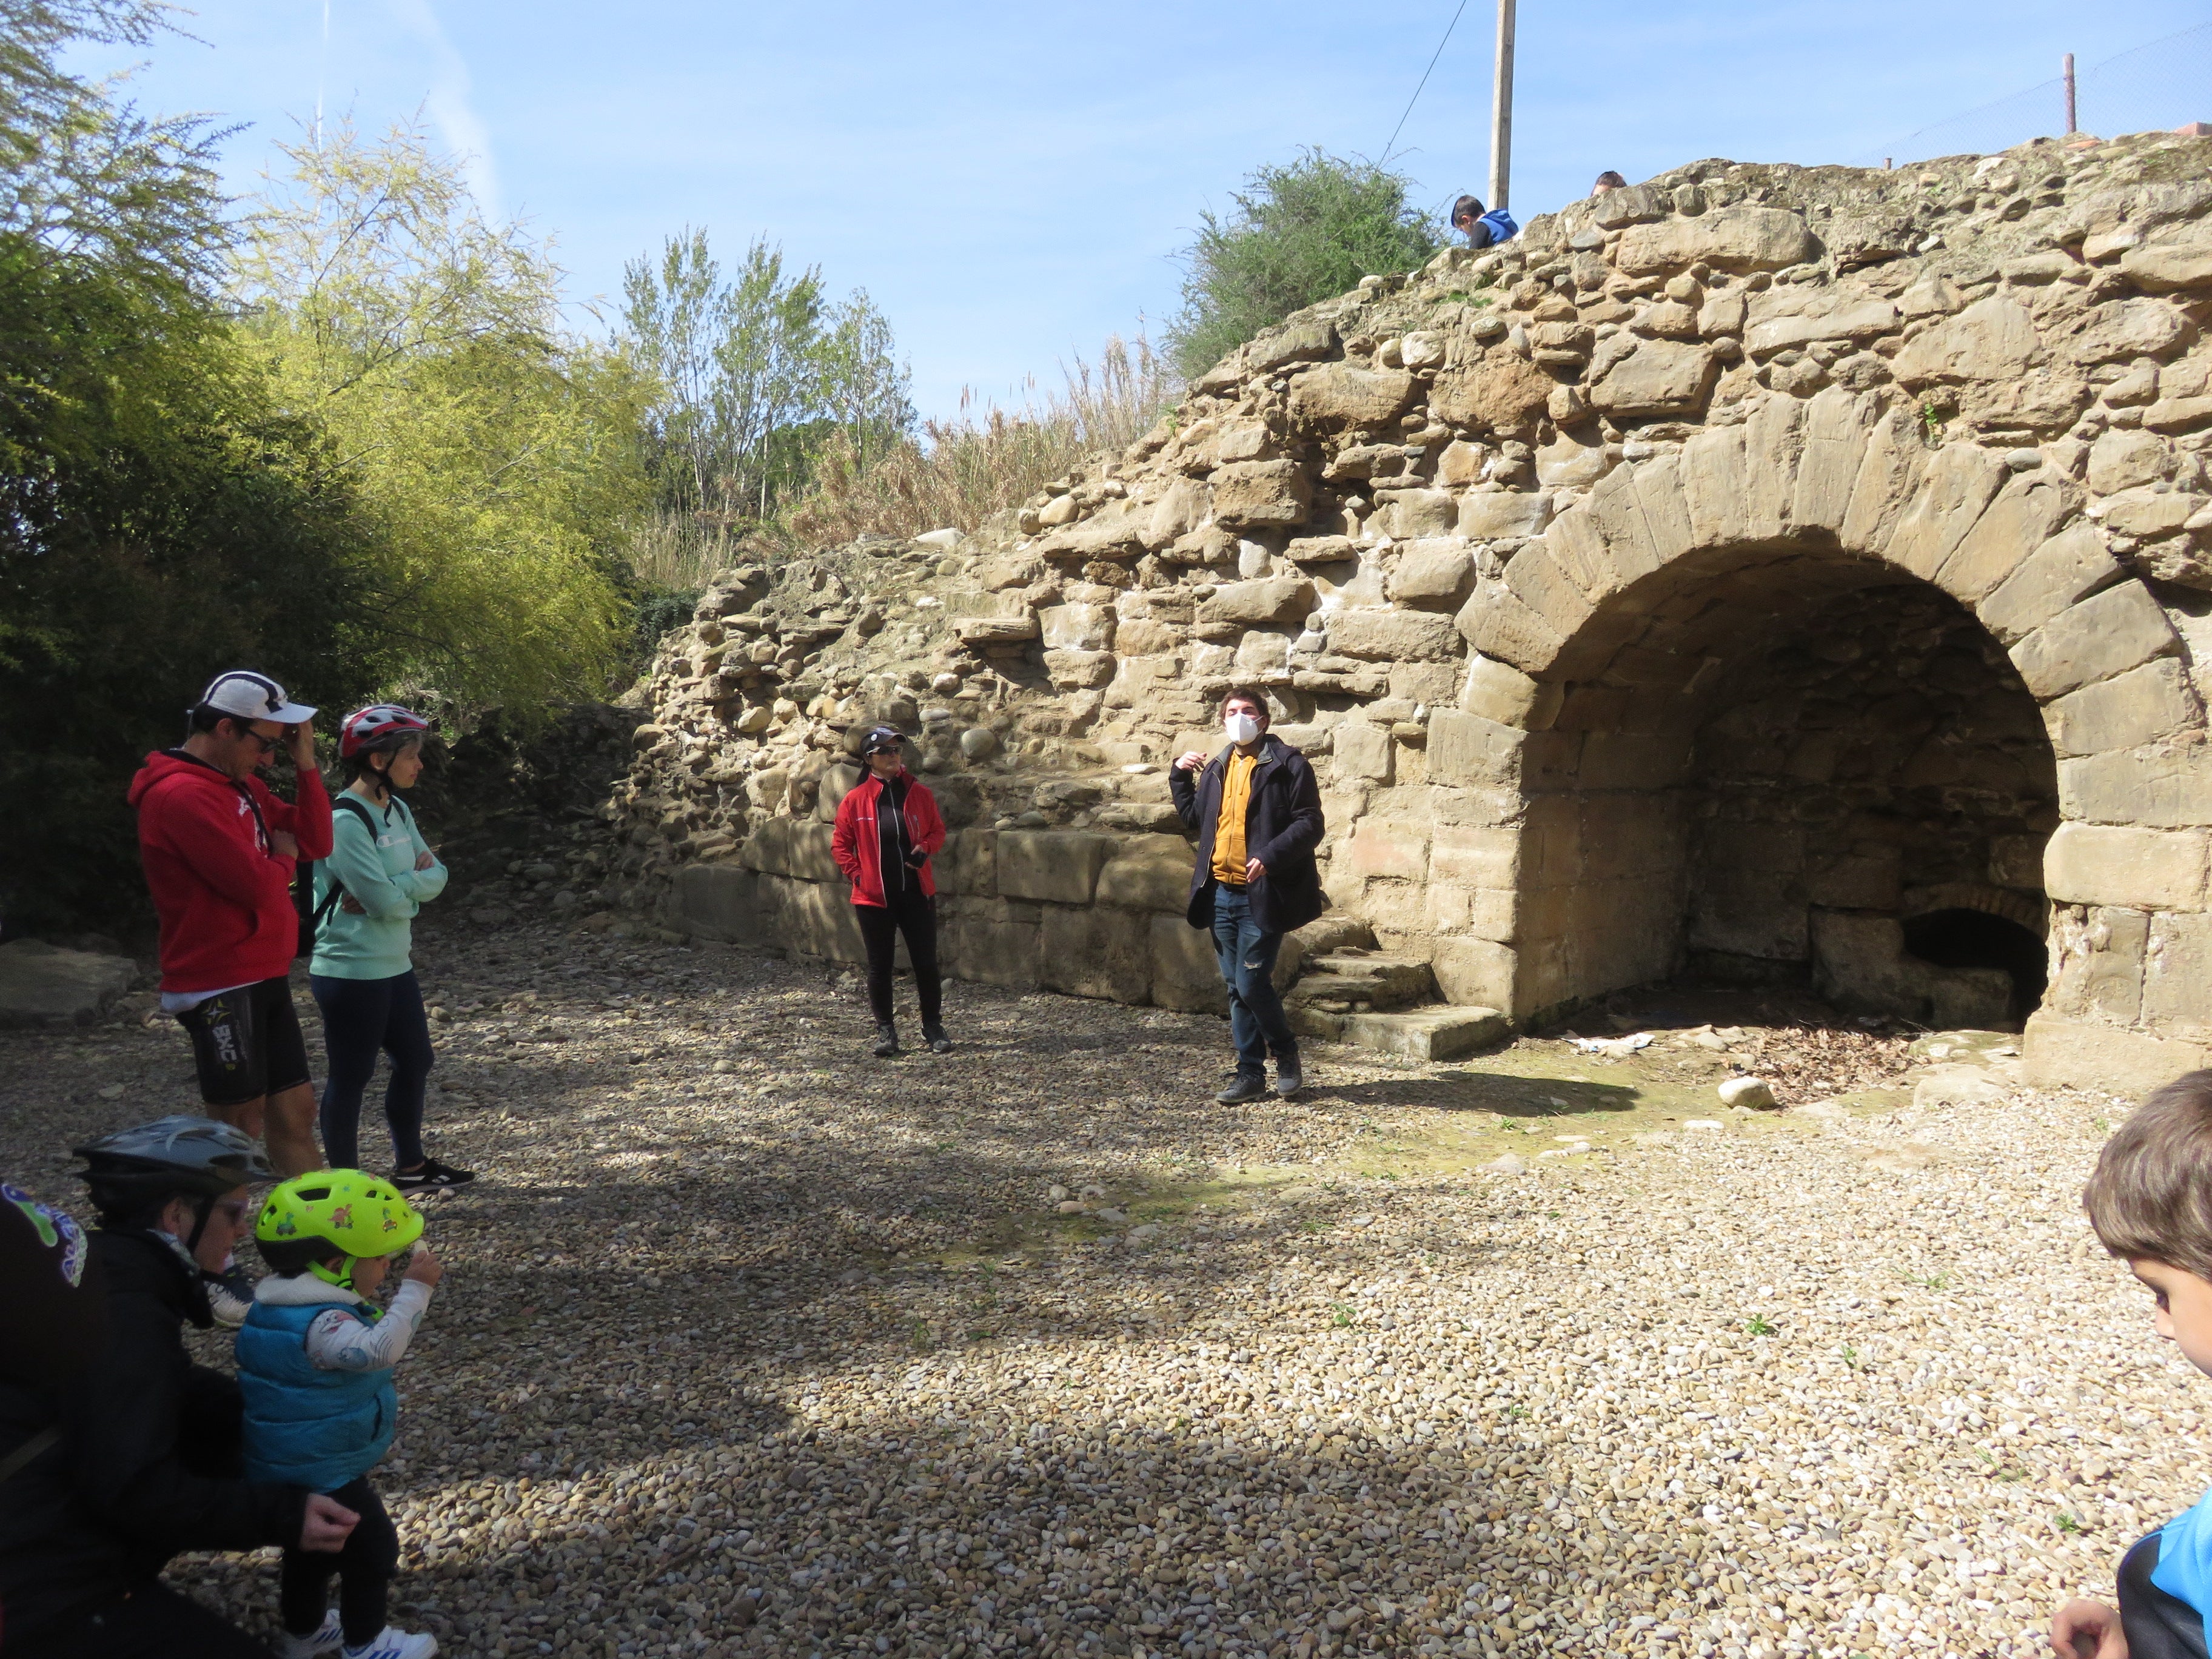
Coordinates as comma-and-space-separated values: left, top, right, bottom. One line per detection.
1174, 751, 1208, 773
300, 1492, 358, 1552
285, 720, 317, 772
403, 1242, 443, 1288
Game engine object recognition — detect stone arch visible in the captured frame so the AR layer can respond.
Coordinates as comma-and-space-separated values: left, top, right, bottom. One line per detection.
1897, 882, 2046, 934
1437, 387, 2208, 1076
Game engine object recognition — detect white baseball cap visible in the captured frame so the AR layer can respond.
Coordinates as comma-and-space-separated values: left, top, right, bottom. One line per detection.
195, 671, 317, 726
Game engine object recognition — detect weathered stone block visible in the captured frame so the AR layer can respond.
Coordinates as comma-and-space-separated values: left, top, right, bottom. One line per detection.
1388, 538, 1475, 609
1150, 915, 1229, 1013
1936, 472, 2080, 602
1432, 935, 1518, 1010
1141, 475, 1210, 549
1341, 1006, 1511, 1062
2009, 580, 2179, 699
1429, 822, 1519, 890
1428, 709, 1524, 789
786, 820, 842, 883
1096, 837, 1196, 913
1380, 490, 1458, 539
1039, 602, 1116, 651
1589, 340, 1718, 417
1456, 489, 1555, 541
671, 865, 760, 943
1338, 819, 1428, 880
1327, 607, 1461, 662
1892, 296, 2044, 387
1612, 207, 1814, 275
2121, 243, 2212, 294
944, 828, 997, 899
1208, 460, 1312, 529
1199, 575, 1315, 627
1247, 315, 1339, 370
0, 939, 136, 1026
2065, 297, 2193, 365
1288, 363, 1418, 429
2048, 659, 2199, 758
1038, 904, 1153, 1004
943, 897, 1041, 988
1743, 298, 1900, 357
2045, 822, 2208, 908
2025, 1011, 2212, 1093
997, 831, 1121, 905
1976, 521, 2127, 645
2147, 911, 2212, 1028
1458, 653, 1560, 729
1884, 442, 2008, 583
1043, 648, 1117, 689
1791, 386, 1879, 532
1430, 355, 1553, 435
2049, 904, 2148, 1023
1333, 721, 1393, 783
782, 878, 866, 964
2059, 743, 2212, 829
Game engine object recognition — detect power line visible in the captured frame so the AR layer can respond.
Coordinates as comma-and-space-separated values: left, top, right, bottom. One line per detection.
1381, 0, 1472, 166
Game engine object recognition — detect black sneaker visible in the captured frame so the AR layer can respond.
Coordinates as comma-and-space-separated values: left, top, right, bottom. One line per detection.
1216, 1073, 1270, 1105
1275, 1050, 1305, 1101
394, 1158, 475, 1193
922, 1022, 953, 1054
204, 1260, 256, 1327
873, 1023, 901, 1057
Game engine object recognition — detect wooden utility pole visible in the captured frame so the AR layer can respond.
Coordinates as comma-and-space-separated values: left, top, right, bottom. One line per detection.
2063, 52, 2077, 135
1489, 0, 1517, 210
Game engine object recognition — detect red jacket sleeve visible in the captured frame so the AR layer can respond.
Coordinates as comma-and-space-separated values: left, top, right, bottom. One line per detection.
153, 777, 285, 910
831, 782, 863, 882
260, 766, 333, 860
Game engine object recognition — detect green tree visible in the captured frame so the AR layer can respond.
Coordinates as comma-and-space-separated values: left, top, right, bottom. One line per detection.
622, 229, 911, 544
0, 2, 381, 935
233, 122, 655, 723
1165, 148, 1441, 380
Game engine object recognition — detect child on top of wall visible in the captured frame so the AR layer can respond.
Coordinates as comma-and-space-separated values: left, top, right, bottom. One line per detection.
238, 1171, 443, 1659
2056, 1070, 2212, 1658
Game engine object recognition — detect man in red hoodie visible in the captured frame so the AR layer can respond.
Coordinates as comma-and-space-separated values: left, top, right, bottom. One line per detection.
128, 672, 333, 1179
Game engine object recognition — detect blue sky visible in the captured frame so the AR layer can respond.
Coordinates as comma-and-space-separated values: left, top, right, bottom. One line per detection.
78, 1, 2212, 421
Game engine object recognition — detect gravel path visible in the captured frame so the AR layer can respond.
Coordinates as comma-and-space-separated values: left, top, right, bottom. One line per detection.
2, 916, 2195, 1659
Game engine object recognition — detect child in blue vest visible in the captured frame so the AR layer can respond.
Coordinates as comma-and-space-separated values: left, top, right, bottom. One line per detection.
240, 1171, 443, 1659
2057, 1071, 2212, 1659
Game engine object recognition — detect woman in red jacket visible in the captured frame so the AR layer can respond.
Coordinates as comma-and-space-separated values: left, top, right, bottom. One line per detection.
831, 726, 951, 1057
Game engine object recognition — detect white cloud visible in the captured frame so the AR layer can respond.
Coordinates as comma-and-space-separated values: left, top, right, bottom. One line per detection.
383, 0, 500, 214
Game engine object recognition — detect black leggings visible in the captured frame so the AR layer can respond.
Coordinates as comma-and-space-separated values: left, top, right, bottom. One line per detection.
280, 1475, 398, 1647
855, 890, 942, 1027
310, 970, 434, 1171
7, 1583, 273, 1658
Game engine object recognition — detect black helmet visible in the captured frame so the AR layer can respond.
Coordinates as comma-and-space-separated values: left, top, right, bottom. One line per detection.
75, 1115, 273, 1217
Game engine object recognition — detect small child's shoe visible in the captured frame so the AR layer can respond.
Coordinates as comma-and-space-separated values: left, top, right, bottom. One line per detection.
341, 1627, 439, 1659
203, 1260, 256, 1327
278, 1609, 344, 1658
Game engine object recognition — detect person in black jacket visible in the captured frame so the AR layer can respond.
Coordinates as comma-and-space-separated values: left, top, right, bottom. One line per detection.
1170, 686, 1327, 1104
0, 1118, 358, 1659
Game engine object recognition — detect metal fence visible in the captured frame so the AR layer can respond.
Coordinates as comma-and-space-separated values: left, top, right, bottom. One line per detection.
1854, 20, 2212, 167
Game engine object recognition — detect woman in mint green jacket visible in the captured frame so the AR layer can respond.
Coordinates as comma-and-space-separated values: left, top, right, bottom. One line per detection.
309, 706, 472, 1192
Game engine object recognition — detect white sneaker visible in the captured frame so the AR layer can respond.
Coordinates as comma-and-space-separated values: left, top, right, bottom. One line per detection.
341, 1629, 439, 1659
278, 1609, 343, 1658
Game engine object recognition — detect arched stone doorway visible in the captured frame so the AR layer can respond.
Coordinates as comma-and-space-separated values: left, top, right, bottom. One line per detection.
1438, 394, 2211, 1085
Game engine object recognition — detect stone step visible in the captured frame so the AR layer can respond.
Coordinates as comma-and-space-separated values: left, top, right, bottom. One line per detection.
1287, 950, 1436, 1013
1293, 998, 1511, 1061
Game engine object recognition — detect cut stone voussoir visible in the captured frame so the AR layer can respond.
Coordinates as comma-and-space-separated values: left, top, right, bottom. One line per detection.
614, 130, 2212, 1093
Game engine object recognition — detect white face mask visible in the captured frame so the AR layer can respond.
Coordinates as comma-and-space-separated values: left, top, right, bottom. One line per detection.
1224, 711, 1262, 746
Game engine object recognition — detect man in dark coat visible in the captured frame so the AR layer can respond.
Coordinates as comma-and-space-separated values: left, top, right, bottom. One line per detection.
1170, 686, 1327, 1103
0, 1118, 357, 1658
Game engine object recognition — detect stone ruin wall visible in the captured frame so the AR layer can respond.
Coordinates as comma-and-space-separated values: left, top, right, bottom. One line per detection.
592, 130, 2212, 1091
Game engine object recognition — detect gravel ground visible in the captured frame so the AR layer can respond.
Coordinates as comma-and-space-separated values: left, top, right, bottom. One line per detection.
2, 914, 2198, 1659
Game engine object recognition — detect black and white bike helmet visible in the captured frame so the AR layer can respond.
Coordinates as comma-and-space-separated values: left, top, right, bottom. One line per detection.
75, 1115, 273, 1225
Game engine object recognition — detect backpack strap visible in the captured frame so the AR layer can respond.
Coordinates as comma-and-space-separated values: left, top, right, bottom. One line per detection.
307, 796, 384, 934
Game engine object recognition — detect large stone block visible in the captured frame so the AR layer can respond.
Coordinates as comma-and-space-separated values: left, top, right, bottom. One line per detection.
1743, 298, 1900, 357
1038, 905, 1153, 1004
1892, 297, 2044, 387
1429, 354, 1554, 435
2045, 822, 2207, 908
942, 898, 1041, 988
1460, 652, 1561, 728
1976, 521, 2127, 645
1884, 442, 2009, 583
1457, 489, 1555, 541
1288, 363, 1417, 429
2048, 904, 2148, 1024
1337, 819, 1428, 880
1208, 460, 1312, 529
1428, 709, 1525, 789
671, 865, 760, 943
1379, 490, 1458, 539
2122, 243, 2212, 295
1790, 386, 1879, 532
1044, 648, 1117, 689
1096, 837, 1197, 913
2024, 1011, 2212, 1093
0, 939, 136, 1027
1327, 607, 1462, 662
1034, 498, 1148, 559
1432, 935, 1518, 1010
2063, 297, 2193, 366
1387, 538, 1475, 609
997, 831, 1121, 905
945, 828, 997, 898
2147, 911, 2212, 1030
1613, 207, 1814, 275
1456, 576, 1569, 675
1150, 915, 1230, 1013
2048, 660, 2199, 759
2059, 744, 2212, 829
1588, 340, 1718, 417
2010, 581, 2179, 699
1332, 720, 1394, 783
1838, 410, 1928, 555
781, 878, 866, 964
1142, 475, 1211, 549
740, 816, 797, 876
1198, 575, 1315, 627
1039, 602, 1116, 651
786, 820, 842, 883
1935, 471, 2080, 602
1342, 1006, 1512, 1062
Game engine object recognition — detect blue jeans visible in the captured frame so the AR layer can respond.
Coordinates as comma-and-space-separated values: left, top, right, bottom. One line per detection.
1210, 886, 1296, 1078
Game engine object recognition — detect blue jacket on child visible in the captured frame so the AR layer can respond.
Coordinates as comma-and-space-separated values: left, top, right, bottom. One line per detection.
236, 1297, 396, 1493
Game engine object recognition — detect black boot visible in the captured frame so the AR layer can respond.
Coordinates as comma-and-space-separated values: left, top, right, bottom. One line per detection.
922, 1021, 952, 1053
873, 1023, 900, 1057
